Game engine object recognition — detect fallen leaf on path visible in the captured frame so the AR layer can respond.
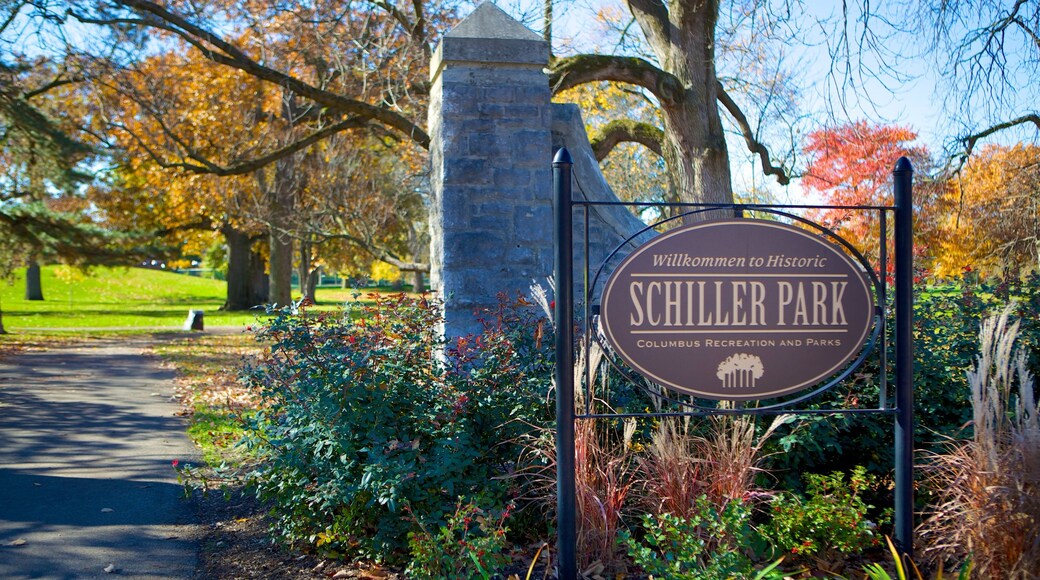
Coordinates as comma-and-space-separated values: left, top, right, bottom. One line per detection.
100, 508, 114, 513
104, 563, 118, 573
6, 538, 27, 547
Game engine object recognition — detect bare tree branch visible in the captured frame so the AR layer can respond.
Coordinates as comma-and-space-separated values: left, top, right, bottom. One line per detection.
278, 218, 429, 273
548, 54, 683, 105
112, 112, 369, 177
716, 81, 790, 185
372, 0, 429, 58
76, 0, 431, 148
1011, 15, 1040, 51
954, 113, 1040, 170
22, 74, 83, 100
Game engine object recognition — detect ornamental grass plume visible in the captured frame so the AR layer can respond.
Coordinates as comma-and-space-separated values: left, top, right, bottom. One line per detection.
635, 417, 707, 521
919, 304, 1040, 579
516, 334, 635, 574
572, 417, 634, 573
697, 411, 790, 505
637, 411, 791, 523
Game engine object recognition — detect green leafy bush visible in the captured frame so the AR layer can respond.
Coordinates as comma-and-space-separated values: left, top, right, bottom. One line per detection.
405, 499, 512, 579
239, 293, 552, 561
761, 466, 887, 565
620, 496, 768, 579
766, 274, 1040, 481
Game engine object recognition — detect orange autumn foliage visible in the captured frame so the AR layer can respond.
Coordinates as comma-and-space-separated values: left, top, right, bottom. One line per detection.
933, 144, 1040, 279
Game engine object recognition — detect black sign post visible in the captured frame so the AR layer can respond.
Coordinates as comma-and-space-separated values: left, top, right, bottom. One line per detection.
552, 148, 577, 580
893, 157, 915, 557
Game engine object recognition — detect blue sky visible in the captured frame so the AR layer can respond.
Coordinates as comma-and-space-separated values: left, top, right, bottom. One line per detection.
480, 0, 1039, 202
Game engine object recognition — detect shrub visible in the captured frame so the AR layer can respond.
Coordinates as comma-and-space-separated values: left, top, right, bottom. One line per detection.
919, 305, 1040, 578
761, 466, 887, 569
405, 499, 512, 579
239, 293, 553, 561
619, 496, 768, 579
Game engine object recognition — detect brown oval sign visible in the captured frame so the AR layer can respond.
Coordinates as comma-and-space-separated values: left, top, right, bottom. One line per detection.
600, 219, 875, 401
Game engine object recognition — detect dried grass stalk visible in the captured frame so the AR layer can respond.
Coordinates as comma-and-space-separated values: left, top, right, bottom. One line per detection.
636, 417, 707, 520
517, 332, 634, 573
919, 304, 1040, 579
573, 418, 633, 571
638, 411, 791, 519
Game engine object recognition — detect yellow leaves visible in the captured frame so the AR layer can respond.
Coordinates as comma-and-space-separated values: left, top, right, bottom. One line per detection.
594, 5, 627, 28
370, 260, 402, 282
931, 144, 1040, 278
556, 81, 659, 129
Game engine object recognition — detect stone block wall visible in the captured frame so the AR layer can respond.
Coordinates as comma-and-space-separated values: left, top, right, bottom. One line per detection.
428, 2, 650, 336
428, 2, 552, 336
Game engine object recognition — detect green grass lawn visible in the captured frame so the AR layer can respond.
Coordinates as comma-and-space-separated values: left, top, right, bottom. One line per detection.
0, 265, 374, 331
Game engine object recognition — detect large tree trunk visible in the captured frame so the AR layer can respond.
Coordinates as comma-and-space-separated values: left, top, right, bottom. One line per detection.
249, 246, 269, 306
305, 266, 320, 301
265, 157, 296, 307
25, 261, 44, 301
648, 1, 732, 216
222, 225, 268, 310
268, 230, 293, 307
411, 269, 425, 293
0, 297, 7, 335
297, 241, 320, 303
551, 0, 735, 214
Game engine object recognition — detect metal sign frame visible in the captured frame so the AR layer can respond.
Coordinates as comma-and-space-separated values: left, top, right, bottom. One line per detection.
552, 148, 914, 579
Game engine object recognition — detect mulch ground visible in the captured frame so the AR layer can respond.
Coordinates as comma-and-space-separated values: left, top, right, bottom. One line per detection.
192, 489, 403, 580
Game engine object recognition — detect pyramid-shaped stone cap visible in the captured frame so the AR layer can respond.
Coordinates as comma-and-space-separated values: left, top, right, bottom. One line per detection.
431, 2, 548, 81
446, 2, 543, 41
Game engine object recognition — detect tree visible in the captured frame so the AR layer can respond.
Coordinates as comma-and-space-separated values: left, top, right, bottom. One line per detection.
258, 131, 430, 294
800, 121, 937, 269
9, 0, 846, 297
86, 49, 286, 309
547, 0, 796, 211
96, 161, 271, 310
50, 0, 802, 206
916, 1, 1040, 164
933, 144, 1040, 278
831, 2, 1040, 166
56, 0, 442, 303
0, 55, 155, 331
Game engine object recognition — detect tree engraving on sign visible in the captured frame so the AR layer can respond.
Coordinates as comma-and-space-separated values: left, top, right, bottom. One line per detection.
717, 354, 764, 389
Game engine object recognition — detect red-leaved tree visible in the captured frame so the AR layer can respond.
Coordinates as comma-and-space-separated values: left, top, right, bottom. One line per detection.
801, 121, 936, 274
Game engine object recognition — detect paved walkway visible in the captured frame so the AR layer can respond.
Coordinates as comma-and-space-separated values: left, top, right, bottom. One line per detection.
0, 339, 198, 579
